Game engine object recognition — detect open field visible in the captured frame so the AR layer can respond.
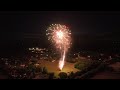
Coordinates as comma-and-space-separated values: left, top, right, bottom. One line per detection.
37, 60, 79, 77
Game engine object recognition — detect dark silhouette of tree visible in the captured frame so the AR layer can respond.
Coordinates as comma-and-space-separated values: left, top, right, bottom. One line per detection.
58, 72, 67, 79
39, 67, 42, 72
68, 71, 74, 79
42, 67, 48, 74
48, 72, 54, 79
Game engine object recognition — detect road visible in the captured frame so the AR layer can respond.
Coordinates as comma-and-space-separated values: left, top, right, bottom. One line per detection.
90, 62, 120, 79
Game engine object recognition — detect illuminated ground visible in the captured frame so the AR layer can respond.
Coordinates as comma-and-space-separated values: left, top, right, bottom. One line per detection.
37, 60, 79, 77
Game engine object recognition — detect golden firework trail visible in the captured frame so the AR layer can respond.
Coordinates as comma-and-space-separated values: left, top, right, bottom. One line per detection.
46, 24, 71, 70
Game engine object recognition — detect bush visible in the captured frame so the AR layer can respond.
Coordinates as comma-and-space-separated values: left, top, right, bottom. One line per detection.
27, 64, 35, 72
35, 66, 41, 73
74, 62, 85, 70
74, 61, 101, 71
111, 58, 120, 62
58, 72, 67, 79
42, 67, 48, 74
68, 71, 74, 79
48, 72, 54, 79
39, 67, 43, 72
67, 58, 77, 63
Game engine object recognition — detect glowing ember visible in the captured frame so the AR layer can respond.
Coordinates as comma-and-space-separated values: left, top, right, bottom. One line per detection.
46, 24, 71, 70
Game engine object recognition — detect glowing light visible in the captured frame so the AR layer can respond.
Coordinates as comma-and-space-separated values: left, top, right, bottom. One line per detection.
46, 24, 71, 71
59, 50, 66, 70
56, 30, 63, 39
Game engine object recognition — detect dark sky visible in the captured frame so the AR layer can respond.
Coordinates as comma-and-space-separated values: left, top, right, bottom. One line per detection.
0, 11, 120, 33
0, 11, 120, 51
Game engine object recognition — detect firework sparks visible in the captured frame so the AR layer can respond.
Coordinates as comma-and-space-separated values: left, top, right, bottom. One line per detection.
46, 24, 71, 70
59, 50, 66, 70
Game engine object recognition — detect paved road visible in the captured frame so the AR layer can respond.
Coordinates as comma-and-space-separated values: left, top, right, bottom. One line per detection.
91, 62, 120, 79
90, 71, 120, 79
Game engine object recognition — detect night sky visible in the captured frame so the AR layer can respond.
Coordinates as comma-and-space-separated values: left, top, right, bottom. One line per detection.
0, 11, 120, 52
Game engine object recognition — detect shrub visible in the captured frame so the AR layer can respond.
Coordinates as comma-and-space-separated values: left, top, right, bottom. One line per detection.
48, 72, 54, 79
58, 72, 67, 79
74, 62, 85, 70
42, 67, 48, 74
68, 71, 74, 79
39, 67, 43, 72
35, 66, 41, 73
75, 60, 101, 71
67, 58, 77, 63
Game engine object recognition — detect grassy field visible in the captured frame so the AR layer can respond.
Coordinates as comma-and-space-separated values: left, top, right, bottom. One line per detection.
37, 60, 79, 77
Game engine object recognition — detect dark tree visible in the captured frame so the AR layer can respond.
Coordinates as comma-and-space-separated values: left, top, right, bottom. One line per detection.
42, 67, 48, 74
48, 72, 54, 79
68, 71, 74, 79
39, 67, 43, 72
58, 72, 67, 79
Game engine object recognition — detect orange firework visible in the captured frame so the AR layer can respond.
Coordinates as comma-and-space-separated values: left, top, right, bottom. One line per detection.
46, 24, 71, 70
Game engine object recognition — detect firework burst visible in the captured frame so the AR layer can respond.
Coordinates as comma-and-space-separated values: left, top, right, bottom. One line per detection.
46, 24, 71, 70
